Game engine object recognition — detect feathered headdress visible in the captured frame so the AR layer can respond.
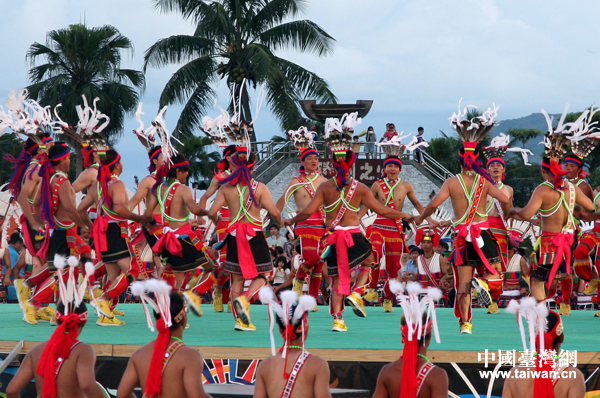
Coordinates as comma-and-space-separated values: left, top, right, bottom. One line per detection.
541, 105, 573, 190
133, 103, 162, 172
260, 287, 316, 378
483, 133, 533, 169
508, 219, 532, 248
288, 126, 319, 175
37, 255, 94, 398
389, 281, 442, 398
224, 80, 266, 158
201, 103, 231, 149
411, 208, 452, 246
506, 298, 563, 398
324, 112, 361, 189
5, 132, 43, 199
149, 107, 187, 191
130, 279, 185, 398
563, 106, 600, 179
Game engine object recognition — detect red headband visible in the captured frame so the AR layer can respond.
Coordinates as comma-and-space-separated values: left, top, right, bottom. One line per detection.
486, 157, 505, 167
170, 161, 189, 169
384, 158, 403, 168
51, 148, 71, 162
42, 136, 54, 144
300, 148, 318, 161
150, 147, 162, 161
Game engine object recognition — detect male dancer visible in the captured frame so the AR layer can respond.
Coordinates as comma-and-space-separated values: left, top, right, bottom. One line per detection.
286, 127, 413, 331
497, 244, 529, 307
9, 135, 55, 321
359, 140, 430, 312
509, 156, 594, 303
144, 153, 216, 317
72, 144, 101, 193
482, 143, 514, 314
78, 149, 147, 326
117, 291, 212, 398
25, 143, 93, 324
416, 145, 508, 333
198, 145, 237, 312
502, 310, 585, 398
277, 129, 327, 300
7, 285, 106, 398
416, 232, 448, 289
255, 290, 331, 398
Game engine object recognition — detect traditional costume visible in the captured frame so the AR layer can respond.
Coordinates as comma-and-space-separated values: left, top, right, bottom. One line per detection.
319, 113, 373, 331
448, 100, 502, 333
131, 280, 188, 398
259, 288, 317, 397
283, 127, 326, 299
388, 281, 442, 398
497, 220, 532, 307
417, 234, 444, 289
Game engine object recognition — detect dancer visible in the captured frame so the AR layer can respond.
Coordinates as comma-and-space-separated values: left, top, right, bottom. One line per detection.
285, 113, 412, 332
509, 108, 595, 304
144, 152, 216, 317
276, 127, 327, 300
503, 300, 585, 398
416, 232, 448, 289
197, 144, 236, 312
118, 283, 212, 398
415, 102, 509, 334
255, 288, 331, 398
6, 258, 107, 398
78, 149, 147, 326
373, 282, 448, 398
359, 135, 430, 312
207, 117, 282, 331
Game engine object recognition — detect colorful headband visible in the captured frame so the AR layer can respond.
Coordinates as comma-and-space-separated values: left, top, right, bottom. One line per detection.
486, 157, 505, 167
170, 161, 189, 169
383, 157, 403, 169
150, 147, 162, 162
51, 148, 71, 162
42, 136, 54, 144
300, 148, 318, 161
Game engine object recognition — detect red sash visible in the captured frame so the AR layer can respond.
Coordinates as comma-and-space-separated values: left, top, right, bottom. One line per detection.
418, 254, 441, 289
55, 340, 81, 378
20, 214, 50, 259
378, 178, 404, 233
153, 224, 205, 257
280, 351, 311, 398
416, 362, 435, 396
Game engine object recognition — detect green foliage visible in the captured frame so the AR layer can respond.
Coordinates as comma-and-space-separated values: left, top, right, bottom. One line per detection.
146, 0, 338, 136
506, 127, 543, 148
503, 158, 541, 207
26, 23, 145, 173
175, 135, 221, 181
0, 134, 25, 185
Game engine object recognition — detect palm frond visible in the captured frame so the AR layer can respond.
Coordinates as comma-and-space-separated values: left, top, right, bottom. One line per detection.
158, 56, 217, 107
143, 35, 216, 71
257, 20, 335, 56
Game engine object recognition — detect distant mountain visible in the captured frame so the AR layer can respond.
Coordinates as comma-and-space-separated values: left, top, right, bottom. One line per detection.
492, 112, 559, 161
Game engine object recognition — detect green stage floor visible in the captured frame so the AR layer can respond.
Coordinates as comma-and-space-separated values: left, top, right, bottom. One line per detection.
1, 304, 599, 353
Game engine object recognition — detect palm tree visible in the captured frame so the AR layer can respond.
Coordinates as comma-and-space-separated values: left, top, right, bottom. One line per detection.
26, 23, 145, 173
177, 135, 221, 182
144, 0, 337, 138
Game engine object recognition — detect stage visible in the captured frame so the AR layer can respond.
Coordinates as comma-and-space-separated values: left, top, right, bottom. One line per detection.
1, 304, 600, 397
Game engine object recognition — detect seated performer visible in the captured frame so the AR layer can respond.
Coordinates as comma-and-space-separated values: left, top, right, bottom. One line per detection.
415, 102, 509, 334
6, 260, 107, 398
373, 283, 448, 398
208, 131, 283, 331
359, 134, 430, 312
276, 127, 327, 300
417, 231, 448, 289
118, 285, 212, 398
497, 245, 529, 307
78, 149, 147, 326
503, 302, 585, 398
509, 112, 595, 304
255, 288, 331, 398
198, 144, 237, 312
286, 113, 412, 332
144, 153, 216, 316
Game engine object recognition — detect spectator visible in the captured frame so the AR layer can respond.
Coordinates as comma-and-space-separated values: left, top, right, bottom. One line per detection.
357, 126, 377, 159
266, 225, 286, 248
3, 233, 25, 286
380, 123, 398, 142
282, 232, 295, 258
401, 247, 420, 282
414, 127, 427, 165
271, 256, 291, 288
351, 136, 364, 156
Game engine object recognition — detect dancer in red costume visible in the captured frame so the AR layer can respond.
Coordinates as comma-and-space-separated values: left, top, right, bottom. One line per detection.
359, 135, 430, 312
509, 107, 596, 305
286, 113, 412, 332
198, 144, 237, 312
144, 152, 216, 317
276, 127, 327, 301
415, 101, 508, 334
78, 149, 146, 326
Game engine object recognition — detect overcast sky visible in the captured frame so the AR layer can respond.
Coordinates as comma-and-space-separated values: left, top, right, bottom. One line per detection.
2, 0, 600, 187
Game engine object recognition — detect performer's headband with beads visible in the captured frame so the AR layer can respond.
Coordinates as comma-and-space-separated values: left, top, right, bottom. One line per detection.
450, 99, 499, 169
324, 112, 362, 160
260, 288, 316, 379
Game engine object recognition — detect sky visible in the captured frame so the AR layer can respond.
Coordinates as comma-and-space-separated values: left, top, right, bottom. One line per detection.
1, 0, 600, 188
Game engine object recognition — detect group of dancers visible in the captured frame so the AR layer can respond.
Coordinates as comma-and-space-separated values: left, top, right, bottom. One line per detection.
0, 89, 598, 397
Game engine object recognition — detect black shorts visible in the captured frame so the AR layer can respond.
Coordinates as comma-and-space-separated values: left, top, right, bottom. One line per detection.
163, 236, 212, 273
326, 232, 372, 277
47, 229, 71, 272
142, 226, 158, 248
224, 231, 272, 275
100, 223, 131, 263
454, 229, 501, 267
531, 260, 567, 282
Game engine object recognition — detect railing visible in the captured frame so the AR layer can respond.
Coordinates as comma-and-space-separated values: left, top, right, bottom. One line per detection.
251, 140, 455, 184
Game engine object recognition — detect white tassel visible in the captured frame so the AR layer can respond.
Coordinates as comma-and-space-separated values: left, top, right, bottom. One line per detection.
291, 295, 316, 325
54, 255, 67, 271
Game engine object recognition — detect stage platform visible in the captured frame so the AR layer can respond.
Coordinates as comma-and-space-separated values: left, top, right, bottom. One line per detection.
2, 304, 600, 397
0, 303, 599, 364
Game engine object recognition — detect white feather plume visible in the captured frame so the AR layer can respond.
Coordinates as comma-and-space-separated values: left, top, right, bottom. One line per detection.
505, 299, 521, 314
389, 279, 404, 294
54, 255, 67, 271
291, 295, 317, 325
85, 262, 95, 276
280, 290, 298, 308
